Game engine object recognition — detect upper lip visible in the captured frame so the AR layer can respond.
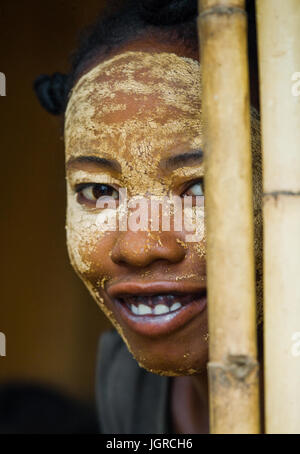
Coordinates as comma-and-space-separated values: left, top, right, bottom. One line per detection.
107, 280, 207, 299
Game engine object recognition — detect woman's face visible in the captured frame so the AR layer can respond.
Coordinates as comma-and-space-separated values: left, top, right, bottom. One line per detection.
65, 41, 220, 375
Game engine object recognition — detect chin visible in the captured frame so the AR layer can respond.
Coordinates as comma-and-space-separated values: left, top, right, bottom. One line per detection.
135, 354, 208, 377
124, 328, 209, 377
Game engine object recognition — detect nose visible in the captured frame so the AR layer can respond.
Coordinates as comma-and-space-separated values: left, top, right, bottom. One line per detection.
111, 230, 186, 268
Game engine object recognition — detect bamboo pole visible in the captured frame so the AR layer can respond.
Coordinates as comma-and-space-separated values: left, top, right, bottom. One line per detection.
198, 0, 260, 433
256, 0, 300, 434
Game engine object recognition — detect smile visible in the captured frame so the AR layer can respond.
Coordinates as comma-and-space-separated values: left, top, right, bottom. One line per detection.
119, 293, 204, 316
107, 281, 207, 337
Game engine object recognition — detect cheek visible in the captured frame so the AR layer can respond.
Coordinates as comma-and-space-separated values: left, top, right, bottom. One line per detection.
182, 205, 206, 259
66, 219, 96, 277
66, 195, 115, 281
66, 205, 130, 348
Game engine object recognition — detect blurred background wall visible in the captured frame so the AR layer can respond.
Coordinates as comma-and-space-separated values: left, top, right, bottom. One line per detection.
0, 0, 116, 402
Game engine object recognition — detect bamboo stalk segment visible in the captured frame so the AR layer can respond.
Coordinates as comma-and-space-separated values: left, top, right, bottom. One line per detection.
198, 0, 260, 433
256, 0, 300, 434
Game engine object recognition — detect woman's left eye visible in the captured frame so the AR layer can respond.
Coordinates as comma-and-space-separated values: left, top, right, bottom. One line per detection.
76, 183, 119, 206
183, 180, 204, 197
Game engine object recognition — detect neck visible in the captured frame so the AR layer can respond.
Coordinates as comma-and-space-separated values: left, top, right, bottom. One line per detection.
171, 370, 209, 434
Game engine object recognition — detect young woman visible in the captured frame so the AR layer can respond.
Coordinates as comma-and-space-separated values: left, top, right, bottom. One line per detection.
35, 0, 262, 434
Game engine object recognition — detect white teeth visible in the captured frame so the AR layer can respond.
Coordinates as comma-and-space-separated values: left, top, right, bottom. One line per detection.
129, 301, 183, 315
153, 304, 170, 315
131, 304, 138, 315
170, 302, 182, 312
137, 304, 152, 315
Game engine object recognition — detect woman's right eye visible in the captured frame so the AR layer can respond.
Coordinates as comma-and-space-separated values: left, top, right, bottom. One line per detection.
76, 183, 119, 207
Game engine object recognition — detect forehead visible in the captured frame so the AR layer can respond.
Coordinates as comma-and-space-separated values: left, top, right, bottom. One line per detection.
65, 51, 202, 163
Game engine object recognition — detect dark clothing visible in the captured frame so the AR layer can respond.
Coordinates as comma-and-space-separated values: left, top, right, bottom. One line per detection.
0, 383, 98, 434
96, 330, 172, 434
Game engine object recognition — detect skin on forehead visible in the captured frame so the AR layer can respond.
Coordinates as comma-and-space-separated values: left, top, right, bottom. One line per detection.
65, 51, 203, 196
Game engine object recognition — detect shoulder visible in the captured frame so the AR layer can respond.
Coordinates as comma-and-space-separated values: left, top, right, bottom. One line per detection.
96, 330, 170, 434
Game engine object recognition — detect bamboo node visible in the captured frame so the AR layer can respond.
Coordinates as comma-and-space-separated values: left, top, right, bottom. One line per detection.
226, 354, 257, 381
199, 6, 246, 19
263, 190, 300, 199
208, 355, 259, 386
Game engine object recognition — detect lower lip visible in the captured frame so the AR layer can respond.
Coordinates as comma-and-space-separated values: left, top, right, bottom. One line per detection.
115, 295, 207, 338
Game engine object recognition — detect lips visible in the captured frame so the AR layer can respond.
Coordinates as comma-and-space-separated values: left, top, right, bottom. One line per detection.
107, 281, 207, 337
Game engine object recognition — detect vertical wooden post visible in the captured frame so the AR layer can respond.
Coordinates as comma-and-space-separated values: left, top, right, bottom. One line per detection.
198, 0, 260, 433
256, 0, 300, 434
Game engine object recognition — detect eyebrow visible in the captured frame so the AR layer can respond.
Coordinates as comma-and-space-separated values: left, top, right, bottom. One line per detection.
160, 150, 204, 171
66, 155, 121, 173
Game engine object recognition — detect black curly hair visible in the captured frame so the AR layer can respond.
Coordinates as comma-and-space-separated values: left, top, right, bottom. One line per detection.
34, 0, 257, 116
